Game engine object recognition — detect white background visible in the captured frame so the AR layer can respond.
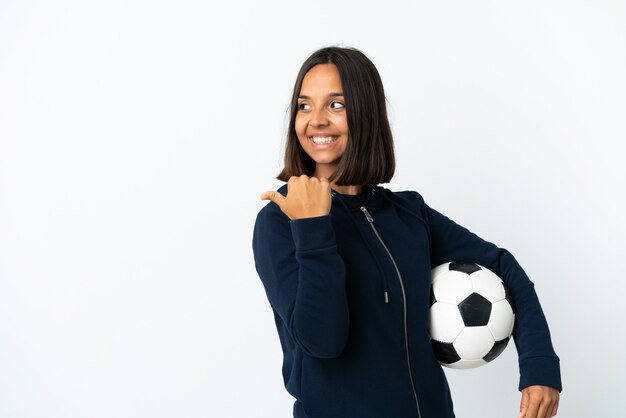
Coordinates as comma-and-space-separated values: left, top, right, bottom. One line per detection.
1, 1, 624, 417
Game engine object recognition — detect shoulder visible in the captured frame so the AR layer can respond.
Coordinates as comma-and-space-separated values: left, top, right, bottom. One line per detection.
379, 186, 427, 209
254, 183, 290, 236
377, 186, 433, 227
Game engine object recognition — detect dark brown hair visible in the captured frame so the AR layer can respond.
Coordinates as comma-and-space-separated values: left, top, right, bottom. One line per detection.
277, 46, 395, 185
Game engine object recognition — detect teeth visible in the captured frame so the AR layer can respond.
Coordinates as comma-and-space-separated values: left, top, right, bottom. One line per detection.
310, 136, 338, 144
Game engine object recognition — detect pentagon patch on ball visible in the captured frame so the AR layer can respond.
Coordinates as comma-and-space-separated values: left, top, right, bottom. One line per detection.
428, 261, 515, 369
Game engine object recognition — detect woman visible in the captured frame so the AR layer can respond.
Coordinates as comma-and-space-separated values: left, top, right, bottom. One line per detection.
252, 46, 561, 418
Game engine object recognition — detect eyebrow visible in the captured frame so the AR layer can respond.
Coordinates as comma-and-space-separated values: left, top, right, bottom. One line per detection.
298, 92, 344, 99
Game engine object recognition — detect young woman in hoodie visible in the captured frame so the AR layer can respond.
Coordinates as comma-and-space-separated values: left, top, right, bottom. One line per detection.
252, 46, 561, 418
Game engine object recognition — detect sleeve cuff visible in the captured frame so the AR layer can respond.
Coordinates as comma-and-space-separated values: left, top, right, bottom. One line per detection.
290, 215, 337, 253
519, 356, 563, 392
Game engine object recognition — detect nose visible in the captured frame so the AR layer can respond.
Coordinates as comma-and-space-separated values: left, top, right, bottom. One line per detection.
310, 106, 329, 127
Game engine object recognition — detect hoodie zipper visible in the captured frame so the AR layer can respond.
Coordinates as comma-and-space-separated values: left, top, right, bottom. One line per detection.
361, 206, 423, 418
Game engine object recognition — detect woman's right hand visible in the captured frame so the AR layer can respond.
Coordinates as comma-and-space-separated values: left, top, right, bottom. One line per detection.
261, 175, 332, 220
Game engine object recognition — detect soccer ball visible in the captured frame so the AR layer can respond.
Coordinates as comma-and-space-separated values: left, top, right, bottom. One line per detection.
428, 261, 515, 369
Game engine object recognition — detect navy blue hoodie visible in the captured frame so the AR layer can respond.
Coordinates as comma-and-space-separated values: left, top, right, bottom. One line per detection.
252, 184, 561, 418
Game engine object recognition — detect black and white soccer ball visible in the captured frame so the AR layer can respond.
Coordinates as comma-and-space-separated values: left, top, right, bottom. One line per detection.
428, 261, 515, 369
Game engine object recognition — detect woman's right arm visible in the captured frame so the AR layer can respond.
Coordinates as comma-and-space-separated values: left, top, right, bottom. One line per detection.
252, 186, 349, 359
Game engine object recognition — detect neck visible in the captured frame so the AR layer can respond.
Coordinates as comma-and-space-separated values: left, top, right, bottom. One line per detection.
331, 184, 362, 195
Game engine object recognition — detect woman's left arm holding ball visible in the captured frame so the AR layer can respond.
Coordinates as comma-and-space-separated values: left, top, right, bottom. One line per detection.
405, 191, 562, 416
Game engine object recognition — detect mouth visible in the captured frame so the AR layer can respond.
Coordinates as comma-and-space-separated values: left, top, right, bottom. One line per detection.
309, 135, 339, 145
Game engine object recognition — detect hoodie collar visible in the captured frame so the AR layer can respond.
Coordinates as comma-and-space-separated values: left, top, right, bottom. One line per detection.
276, 183, 386, 211
332, 185, 385, 211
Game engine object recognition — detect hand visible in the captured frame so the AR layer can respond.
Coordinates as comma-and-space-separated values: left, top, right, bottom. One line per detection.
261, 175, 332, 220
518, 385, 560, 418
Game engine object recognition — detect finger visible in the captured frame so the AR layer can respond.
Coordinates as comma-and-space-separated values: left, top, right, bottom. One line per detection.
288, 175, 301, 184
260, 191, 273, 200
260, 191, 286, 206
524, 398, 540, 418
550, 396, 559, 416
536, 402, 550, 418
518, 390, 529, 418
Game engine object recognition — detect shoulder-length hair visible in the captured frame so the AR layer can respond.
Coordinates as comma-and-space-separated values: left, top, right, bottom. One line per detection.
277, 46, 395, 186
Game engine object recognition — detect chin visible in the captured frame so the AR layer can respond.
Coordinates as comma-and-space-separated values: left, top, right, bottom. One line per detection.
314, 159, 341, 165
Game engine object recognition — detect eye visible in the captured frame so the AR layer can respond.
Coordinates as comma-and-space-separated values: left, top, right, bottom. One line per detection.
330, 101, 345, 109
298, 102, 310, 111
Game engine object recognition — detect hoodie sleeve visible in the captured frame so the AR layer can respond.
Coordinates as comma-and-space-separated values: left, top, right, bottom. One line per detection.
252, 203, 349, 359
411, 191, 562, 392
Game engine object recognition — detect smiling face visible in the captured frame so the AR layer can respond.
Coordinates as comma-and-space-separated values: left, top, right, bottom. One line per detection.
295, 64, 349, 180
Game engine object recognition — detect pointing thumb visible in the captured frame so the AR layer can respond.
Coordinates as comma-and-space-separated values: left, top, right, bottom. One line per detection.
260, 191, 285, 206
